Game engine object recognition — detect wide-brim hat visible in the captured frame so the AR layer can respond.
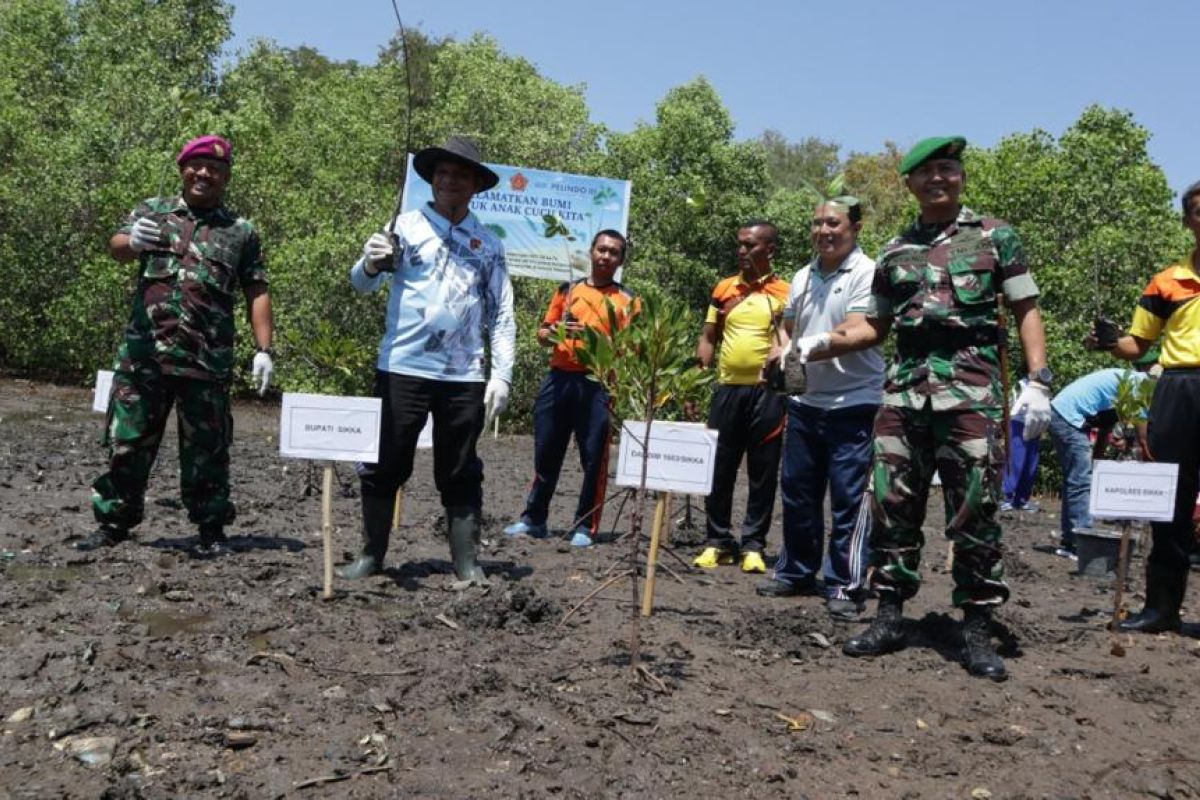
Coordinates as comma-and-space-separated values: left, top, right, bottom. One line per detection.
412, 135, 499, 191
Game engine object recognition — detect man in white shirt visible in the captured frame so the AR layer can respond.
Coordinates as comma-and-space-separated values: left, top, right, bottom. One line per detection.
341, 136, 516, 583
758, 197, 885, 619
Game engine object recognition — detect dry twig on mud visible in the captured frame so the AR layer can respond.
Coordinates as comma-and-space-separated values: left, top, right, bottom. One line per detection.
557, 570, 634, 627
293, 764, 392, 790
245, 651, 420, 678
635, 664, 669, 694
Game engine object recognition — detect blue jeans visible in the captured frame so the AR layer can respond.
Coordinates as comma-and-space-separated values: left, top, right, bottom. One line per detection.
775, 402, 876, 599
1048, 409, 1092, 547
520, 370, 613, 533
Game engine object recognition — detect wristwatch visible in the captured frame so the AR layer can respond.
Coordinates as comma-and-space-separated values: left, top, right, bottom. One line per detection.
1028, 366, 1054, 387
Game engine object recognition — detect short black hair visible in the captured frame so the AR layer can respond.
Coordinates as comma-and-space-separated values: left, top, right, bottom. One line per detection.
1182, 180, 1200, 216
739, 219, 779, 245
591, 229, 627, 259
818, 196, 863, 225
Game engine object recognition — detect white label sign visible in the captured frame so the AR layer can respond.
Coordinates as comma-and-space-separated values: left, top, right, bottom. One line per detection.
1089, 459, 1179, 522
616, 421, 718, 495
92, 370, 114, 413
279, 393, 382, 462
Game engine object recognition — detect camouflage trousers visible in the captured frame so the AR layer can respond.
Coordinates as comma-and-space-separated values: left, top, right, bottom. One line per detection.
92, 369, 235, 530
866, 404, 1008, 607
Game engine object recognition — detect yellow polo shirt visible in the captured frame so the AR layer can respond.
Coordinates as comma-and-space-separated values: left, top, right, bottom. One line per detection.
706, 273, 790, 385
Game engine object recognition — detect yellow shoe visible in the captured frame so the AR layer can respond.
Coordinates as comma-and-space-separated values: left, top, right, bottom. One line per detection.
741, 551, 767, 574
693, 546, 735, 569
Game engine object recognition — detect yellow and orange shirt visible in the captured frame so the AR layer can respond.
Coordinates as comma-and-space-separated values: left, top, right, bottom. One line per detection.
543, 279, 638, 372
1129, 255, 1200, 368
705, 273, 790, 386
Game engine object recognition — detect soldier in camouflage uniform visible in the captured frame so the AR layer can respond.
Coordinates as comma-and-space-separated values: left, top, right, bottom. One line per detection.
81, 135, 275, 555
795, 137, 1052, 680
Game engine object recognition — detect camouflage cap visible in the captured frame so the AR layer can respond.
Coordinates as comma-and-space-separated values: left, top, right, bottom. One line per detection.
899, 136, 966, 175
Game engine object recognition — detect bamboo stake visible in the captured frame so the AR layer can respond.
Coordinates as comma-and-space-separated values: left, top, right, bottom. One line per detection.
391, 487, 405, 532
1109, 519, 1135, 634
321, 463, 335, 600
641, 492, 669, 616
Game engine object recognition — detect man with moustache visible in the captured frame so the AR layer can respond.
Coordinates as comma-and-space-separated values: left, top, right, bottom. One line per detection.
693, 221, 790, 574
340, 136, 515, 584
82, 135, 275, 555
758, 197, 884, 620
504, 230, 637, 548
804, 137, 1052, 680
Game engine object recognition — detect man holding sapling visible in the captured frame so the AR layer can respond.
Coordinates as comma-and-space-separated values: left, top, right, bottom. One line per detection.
693, 221, 790, 575
83, 135, 275, 555
809, 137, 1052, 681
1091, 178, 1200, 634
759, 197, 884, 621
341, 136, 515, 584
504, 230, 637, 548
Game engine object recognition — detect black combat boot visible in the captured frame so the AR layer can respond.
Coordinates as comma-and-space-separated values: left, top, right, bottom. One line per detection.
962, 605, 1007, 681
75, 524, 130, 551
842, 594, 905, 657
446, 505, 486, 583
1118, 562, 1186, 634
337, 494, 393, 579
192, 523, 228, 556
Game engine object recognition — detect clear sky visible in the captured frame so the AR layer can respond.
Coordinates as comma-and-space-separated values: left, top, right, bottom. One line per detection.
227, 0, 1195, 199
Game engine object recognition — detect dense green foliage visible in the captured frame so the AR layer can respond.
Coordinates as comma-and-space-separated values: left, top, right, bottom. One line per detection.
0, 1, 1188, 456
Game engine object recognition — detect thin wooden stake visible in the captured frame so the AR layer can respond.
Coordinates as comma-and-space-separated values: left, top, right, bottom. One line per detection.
1109, 520, 1135, 635
641, 492, 669, 617
391, 487, 405, 532
321, 462, 335, 600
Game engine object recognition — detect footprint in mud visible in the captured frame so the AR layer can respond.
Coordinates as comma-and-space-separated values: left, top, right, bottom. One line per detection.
445, 583, 560, 632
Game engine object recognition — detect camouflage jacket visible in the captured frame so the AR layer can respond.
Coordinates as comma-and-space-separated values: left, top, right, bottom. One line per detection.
866, 207, 1038, 412
116, 197, 268, 383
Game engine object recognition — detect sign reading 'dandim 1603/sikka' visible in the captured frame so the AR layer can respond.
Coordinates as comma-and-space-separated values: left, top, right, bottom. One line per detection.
279, 393, 382, 463
402, 155, 631, 283
1089, 459, 1179, 522
615, 421, 719, 495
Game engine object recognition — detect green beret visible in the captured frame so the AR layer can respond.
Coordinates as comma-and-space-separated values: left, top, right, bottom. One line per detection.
899, 136, 967, 175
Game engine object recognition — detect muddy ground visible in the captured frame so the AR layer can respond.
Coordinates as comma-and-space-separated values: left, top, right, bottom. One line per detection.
2, 376, 1200, 799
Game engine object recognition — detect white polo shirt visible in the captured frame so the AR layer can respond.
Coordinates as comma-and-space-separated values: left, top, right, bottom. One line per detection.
784, 247, 885, 410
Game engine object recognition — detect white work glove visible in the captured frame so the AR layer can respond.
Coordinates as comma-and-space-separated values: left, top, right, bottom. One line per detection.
1012, 381, 1051, 440
483, 378, 510, 428
129, 217, 165, 252
251, 351, 274, 396
362, 232, 394, 271
795, 332, 832, 363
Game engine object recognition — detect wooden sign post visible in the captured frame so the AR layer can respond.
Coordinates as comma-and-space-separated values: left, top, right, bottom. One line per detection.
616, 422, 716, 617
1088, 460, 1179, 639
641, 492, 672, 616
279, 393, 383, 601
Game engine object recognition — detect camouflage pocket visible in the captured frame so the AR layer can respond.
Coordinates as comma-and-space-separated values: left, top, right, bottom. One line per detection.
141, 252, 178, 280
197, 252, 238, 297
947, 259, 995, 306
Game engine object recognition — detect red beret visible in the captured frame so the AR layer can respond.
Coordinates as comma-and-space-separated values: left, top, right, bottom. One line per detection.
176, 135, 232, 166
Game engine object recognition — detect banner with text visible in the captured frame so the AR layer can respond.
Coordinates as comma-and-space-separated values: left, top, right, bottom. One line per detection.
1089, 460, 1179, 522
401, 155, 631, 282
615, 421, 718, 495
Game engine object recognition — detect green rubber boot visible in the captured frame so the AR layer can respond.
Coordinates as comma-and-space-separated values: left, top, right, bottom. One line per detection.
446, 505, 486, 583
337, 494, 393, 580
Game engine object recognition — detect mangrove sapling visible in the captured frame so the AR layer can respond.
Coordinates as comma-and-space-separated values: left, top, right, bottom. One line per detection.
554, 291, 711, 678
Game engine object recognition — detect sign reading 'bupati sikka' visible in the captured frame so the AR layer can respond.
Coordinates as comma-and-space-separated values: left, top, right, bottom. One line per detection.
401, 155, 631, 282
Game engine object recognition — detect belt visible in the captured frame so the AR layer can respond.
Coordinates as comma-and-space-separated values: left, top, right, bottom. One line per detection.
896, 326, 1005, 355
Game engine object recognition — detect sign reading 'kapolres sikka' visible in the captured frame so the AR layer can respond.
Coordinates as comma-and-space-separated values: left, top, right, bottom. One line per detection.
401, 155, 631, 283
615, 421, 719, 495
1089, 459, 1179, 522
